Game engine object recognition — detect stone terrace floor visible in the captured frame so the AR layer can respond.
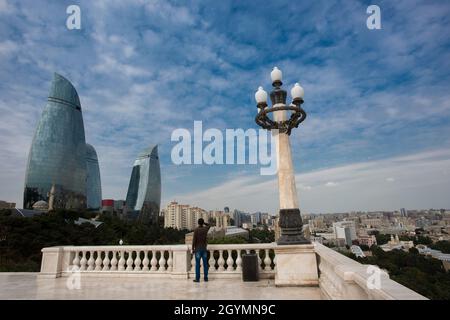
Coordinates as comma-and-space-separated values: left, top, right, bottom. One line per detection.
0, 273, 323, 300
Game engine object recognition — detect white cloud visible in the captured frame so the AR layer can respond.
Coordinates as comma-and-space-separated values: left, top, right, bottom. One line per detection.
325, 181, 338, 187
93, 55, 150, 77
169, 149, 450, 213
0, 0, 13, 13
0, 40, 18, 56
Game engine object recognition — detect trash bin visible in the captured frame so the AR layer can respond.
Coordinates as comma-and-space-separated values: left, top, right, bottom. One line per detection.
242, 253, 259, 281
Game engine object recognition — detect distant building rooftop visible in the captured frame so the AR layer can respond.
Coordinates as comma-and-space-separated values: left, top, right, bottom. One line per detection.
74, 217, 103, 228
12, 208, 44, 218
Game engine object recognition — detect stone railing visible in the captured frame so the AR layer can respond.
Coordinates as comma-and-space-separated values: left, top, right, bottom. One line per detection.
189, 244, 276, 279
314, 242, 427, 300
39, 242, 427, 299
40, 243, 276, 279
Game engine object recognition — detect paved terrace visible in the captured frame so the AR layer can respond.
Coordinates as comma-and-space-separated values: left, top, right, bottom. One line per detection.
0, 273, 322, 300
0, 243, 427, 300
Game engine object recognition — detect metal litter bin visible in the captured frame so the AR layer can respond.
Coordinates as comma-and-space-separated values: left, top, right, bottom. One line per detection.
242, 253, 259, 281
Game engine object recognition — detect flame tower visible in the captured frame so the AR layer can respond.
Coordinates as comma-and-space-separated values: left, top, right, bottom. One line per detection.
24, 73, 87, 210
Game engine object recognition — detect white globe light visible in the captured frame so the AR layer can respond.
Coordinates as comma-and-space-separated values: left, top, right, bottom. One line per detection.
291, 83, 304, 99
255, 86, 268, 104
270, 66, 282, 83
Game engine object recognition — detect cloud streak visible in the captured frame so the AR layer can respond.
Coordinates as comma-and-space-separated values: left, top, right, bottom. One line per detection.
172, 149, 450, 213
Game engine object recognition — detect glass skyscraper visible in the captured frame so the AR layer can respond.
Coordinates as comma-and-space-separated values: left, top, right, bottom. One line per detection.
125, 145, 161, 224
86, 143, 102, 210
23, 73, 87, 210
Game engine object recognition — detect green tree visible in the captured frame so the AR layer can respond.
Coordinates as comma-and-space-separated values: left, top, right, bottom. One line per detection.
0, 209, 188, 272
430, 241, 450, 253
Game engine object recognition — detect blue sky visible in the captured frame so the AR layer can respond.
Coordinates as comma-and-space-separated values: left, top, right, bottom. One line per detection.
1, 0, 450, 213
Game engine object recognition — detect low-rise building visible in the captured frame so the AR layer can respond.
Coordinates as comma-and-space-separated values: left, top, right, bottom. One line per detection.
358, 235, 377, 247
0, 200, 15, 209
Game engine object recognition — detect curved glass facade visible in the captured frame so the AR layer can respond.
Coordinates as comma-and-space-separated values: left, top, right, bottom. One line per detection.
86, 143, 102, 210
125, 145, 161, 223
23, 73, 87, 209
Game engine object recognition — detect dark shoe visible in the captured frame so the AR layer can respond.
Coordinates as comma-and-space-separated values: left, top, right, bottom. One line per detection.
204, 278, 208, 282
193, 279, 200, 283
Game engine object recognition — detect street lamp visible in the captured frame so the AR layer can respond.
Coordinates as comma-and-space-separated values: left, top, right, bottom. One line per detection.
254, 67, 309, 245
255, 67, 306, 135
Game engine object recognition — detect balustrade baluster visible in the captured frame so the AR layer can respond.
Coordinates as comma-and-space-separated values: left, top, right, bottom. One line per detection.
264, 249, 271, 271
134, 251, 142, 271
87, 251, 95, 271
158, 251, 166, 271
208, 250, 215, 272
167, 251, 173, 272
72, 251, 80, 269
226, 249, 234, 271
191, 251, 195, 272
118, 250, 125, 271
218, 250, 225, 271
95, 250, 102, 271
142, 251, 150, 271
80, 251, 87, 271
257, 250, 263, 271
235, 250, 242, 272
150, 250, 158, 271
126, 251, 134, 271
102, 251, 110, 271
110, 251, 117, 271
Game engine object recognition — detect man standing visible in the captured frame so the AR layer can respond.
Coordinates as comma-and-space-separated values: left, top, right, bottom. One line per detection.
192, 218, 210, 282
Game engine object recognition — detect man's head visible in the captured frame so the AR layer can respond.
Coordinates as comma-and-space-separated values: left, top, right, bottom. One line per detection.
198, 218, 204, 226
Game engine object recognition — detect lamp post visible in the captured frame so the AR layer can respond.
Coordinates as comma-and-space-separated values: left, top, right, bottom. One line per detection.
255, 67, 309, 245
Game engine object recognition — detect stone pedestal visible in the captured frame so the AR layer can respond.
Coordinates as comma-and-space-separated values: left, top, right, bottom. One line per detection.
170, 246, 190, 279
38, 246, 63, 278
274, 244, 318, 287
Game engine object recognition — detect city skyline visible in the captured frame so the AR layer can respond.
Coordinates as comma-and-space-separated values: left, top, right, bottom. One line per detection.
1, 1, 450, 212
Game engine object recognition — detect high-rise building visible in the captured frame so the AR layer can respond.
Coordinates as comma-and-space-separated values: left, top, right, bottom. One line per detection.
163, 202, 209, 230
333, 221, 357, 246
252, 211, 262, 225
233, 209, 243, 227
86, 143, 102, 210
24, 73, 87, 210
125, 145, 161, 224
400, 208, 408, 217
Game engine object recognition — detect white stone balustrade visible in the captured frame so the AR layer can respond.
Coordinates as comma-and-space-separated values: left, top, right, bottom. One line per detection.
188, 244, 276, 279
314, 242, 427, 300
40, 244, 277, 280
39, 243, 427, 299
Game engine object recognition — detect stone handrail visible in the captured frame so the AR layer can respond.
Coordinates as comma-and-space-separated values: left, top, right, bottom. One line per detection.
40, 243, 277, 279
314, 242, 427, 300
189, 243, 276, 279
39, 242, 428, 299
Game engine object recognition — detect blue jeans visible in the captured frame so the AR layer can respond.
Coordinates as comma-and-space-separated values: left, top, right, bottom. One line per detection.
195, 249, 208, 281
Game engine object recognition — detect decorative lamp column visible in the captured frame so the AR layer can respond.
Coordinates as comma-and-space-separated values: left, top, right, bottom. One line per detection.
255, 67, 309, 245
